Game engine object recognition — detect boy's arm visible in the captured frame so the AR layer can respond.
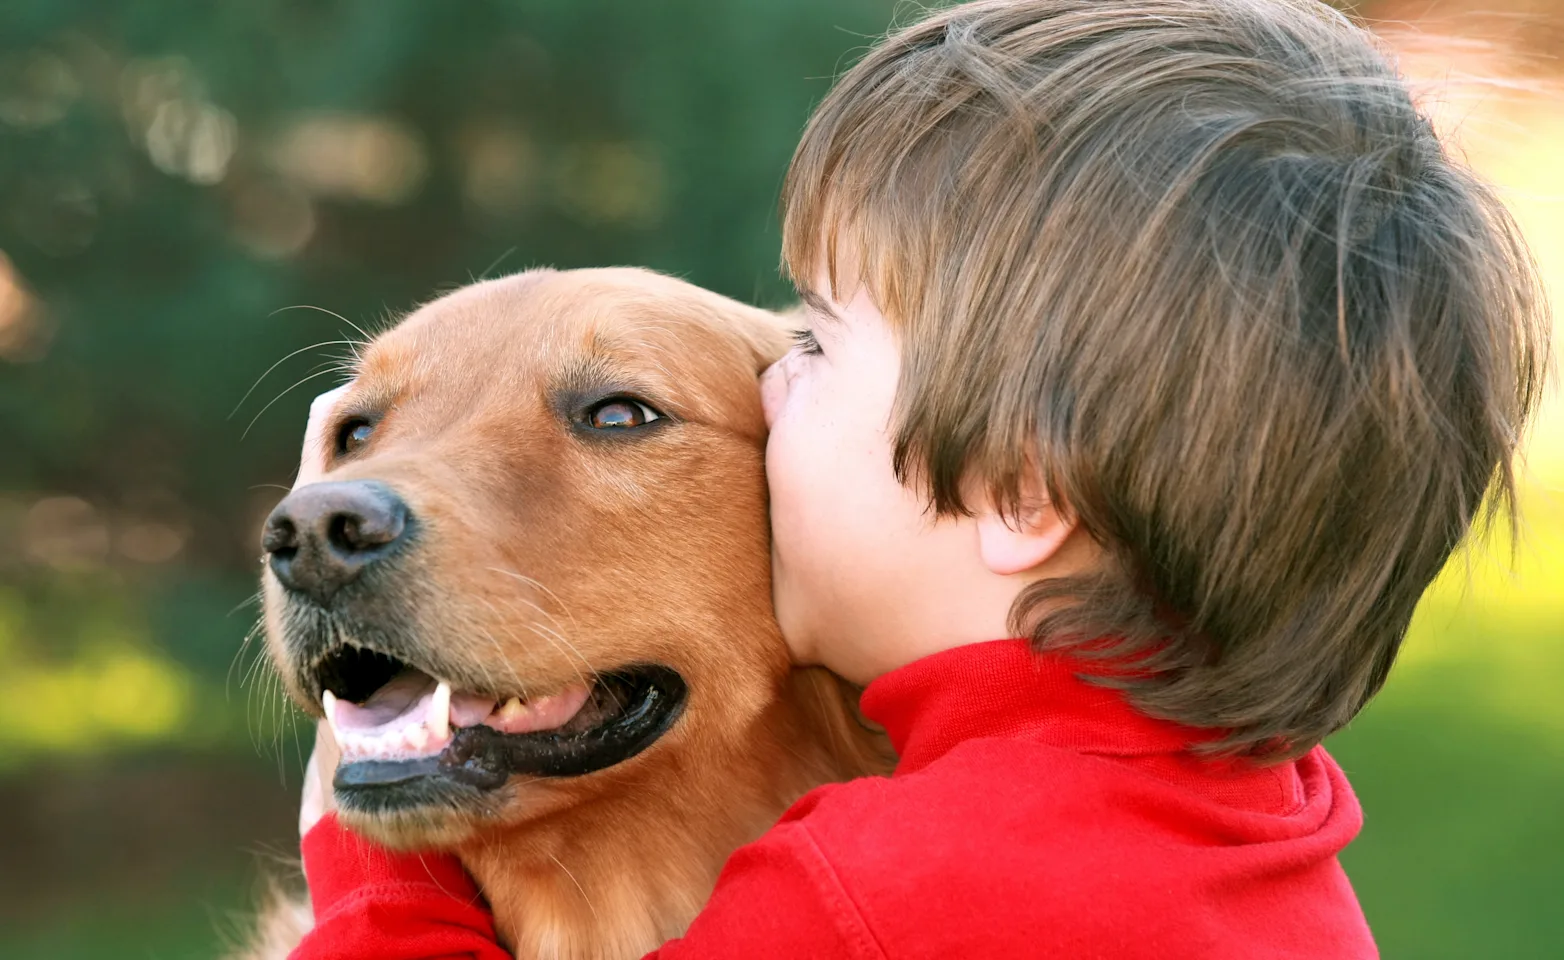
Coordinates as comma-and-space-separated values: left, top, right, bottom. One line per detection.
292, 811, 881, 960
290, 725, 506, 959
644, 818, 881, 959
291, 814, 510, 960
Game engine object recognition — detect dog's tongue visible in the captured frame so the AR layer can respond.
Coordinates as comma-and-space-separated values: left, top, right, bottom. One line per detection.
335, 670, 441, 728
324, 669, 592, 763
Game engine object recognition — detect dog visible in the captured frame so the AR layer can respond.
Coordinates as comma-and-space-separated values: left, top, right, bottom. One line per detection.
249, 267, 892, 959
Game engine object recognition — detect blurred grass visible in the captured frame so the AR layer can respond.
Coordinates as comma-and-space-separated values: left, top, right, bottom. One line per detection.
1330, 484, 1564, 959
1333, 666, 1564, 960
4, 874, 264, 960
0, 579, 300, 772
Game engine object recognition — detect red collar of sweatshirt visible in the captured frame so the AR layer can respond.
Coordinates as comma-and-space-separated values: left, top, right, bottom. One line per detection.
864, 638, 1308, 814
871, 638, 1214, 760
292, 639, 1377, 960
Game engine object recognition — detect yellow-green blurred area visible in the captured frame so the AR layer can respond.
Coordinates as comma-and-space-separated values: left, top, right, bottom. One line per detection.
0, 1, 1558, 958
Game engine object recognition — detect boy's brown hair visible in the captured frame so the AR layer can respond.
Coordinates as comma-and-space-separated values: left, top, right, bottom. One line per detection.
781, 0, 1551, 757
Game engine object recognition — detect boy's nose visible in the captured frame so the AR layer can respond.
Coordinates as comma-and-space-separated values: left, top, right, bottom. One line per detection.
759, 358, 788, 429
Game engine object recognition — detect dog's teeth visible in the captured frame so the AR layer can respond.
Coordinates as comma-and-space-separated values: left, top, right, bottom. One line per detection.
430, 681, 452, 740
496, 696, 526, 723
407, 726, 429, 751
322, 690, 340, 739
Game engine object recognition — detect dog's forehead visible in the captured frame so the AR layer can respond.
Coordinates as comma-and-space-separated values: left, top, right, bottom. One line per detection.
354, 269, 773, 416
384, 272, 726, 354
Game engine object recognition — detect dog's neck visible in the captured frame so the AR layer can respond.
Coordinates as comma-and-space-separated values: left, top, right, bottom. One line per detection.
457, 667, 889, 960
459, 779, 769, 958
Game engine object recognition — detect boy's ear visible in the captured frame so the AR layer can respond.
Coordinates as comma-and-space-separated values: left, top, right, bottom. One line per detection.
975, 485, 1077, 577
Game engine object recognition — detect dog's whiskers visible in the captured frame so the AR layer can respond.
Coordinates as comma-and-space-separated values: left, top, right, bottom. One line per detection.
494, 597, 596, 694
467, 598, 534, 702
484, 568, 604, 697
268, 303, 377, 345
548, 853, 603, 929
485, 591, 601, 698
472, 245, 519, 283
228, 338, 360, 421
495, 588, 573, 649
452, 601, 521, 700
495, 598, 609, 698
228, 607, 266, 698
487, 567, 580, 634
238, 636, 272, 695
522, 619, 612, 707
242, 367, 350, 441
234, 606, 290, 761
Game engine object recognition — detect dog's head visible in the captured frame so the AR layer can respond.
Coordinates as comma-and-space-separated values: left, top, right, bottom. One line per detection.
260, 267, 793, 847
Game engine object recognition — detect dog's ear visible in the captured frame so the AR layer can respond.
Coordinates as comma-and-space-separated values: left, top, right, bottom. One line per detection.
723, 303, 796, 373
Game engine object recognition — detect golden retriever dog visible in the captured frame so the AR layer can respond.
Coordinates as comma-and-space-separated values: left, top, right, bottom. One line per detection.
249, 267, 891, 959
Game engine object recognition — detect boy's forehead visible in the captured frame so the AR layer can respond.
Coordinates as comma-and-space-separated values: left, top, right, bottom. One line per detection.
797, 276, 907, 337
793, 230, 912, 334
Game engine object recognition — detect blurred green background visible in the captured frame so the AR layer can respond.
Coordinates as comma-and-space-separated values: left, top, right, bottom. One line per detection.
0, 1, 1558, 957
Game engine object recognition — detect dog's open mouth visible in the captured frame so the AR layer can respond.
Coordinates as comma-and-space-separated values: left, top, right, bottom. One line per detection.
310, 645, 687, 806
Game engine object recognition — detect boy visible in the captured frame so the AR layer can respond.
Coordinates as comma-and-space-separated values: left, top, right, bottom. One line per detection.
288, 0, 1550, 956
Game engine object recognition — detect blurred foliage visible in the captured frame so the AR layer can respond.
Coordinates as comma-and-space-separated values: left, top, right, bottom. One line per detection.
0, 0, 1559, 958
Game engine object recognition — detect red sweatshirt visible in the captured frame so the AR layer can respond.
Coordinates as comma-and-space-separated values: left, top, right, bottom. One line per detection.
292, 639, 1377, 959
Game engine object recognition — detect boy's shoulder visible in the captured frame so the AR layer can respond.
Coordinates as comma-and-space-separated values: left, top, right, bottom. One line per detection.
766, 741, 1375, 959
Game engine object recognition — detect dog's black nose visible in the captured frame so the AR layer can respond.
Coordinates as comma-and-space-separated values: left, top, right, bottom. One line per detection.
263, 480, 410, 602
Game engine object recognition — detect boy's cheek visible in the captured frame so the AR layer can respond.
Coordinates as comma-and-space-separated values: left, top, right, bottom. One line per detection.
764, 453, 820, 653
770, 571, 816, 666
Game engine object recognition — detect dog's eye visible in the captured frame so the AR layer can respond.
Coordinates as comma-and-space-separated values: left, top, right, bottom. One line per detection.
337, 418, 375, 455
586, 398, 662, 429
